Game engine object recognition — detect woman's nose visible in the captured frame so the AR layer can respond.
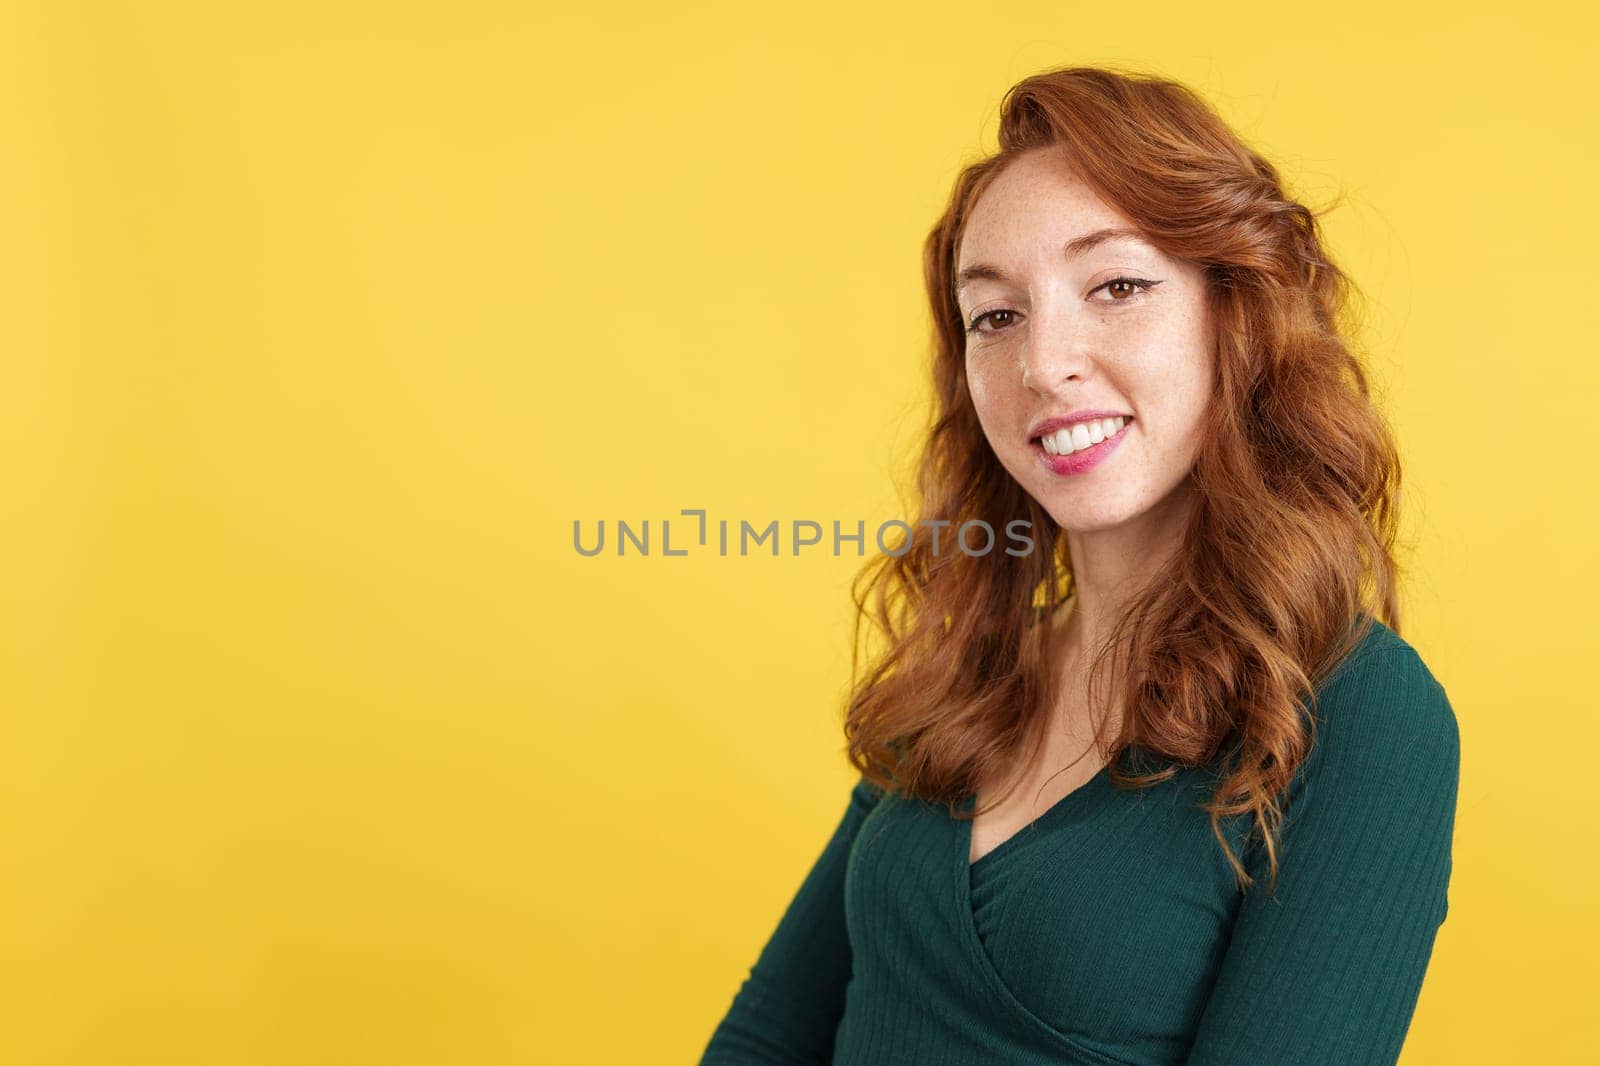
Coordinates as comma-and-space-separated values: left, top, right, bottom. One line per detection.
1018, 310, 1093, 392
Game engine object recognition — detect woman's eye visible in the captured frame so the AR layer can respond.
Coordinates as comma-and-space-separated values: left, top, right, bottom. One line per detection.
966, 309, 1019, 336
966, 278, 1161, 336
1092, 276, 1160, 302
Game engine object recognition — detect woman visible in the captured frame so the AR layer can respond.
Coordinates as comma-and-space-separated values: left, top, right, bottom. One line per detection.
700, 65, 1459, 1066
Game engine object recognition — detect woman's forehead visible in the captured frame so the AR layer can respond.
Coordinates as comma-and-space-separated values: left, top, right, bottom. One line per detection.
960, 158, 1147, 264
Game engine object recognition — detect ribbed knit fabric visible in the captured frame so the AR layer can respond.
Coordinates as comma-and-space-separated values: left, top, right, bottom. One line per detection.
699, 620, 1460, 1065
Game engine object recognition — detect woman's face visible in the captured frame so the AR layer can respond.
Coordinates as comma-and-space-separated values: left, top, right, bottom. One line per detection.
956, 148, 1215, 535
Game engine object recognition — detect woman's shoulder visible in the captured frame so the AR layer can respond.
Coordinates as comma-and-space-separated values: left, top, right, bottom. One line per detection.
850, 773, 891, 810
1320, 617, 1449, 701
1304, 618, 1460, 784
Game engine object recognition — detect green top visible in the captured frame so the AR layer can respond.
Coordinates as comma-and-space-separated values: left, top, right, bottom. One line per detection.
699, 620, 1460, 1065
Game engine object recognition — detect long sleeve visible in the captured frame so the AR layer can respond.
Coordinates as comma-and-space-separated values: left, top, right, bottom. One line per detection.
699, 776, 885, 1066
1185, 645, 1461, 1065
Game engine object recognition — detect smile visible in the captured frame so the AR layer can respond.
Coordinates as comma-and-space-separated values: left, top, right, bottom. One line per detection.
1030, 417, 1133, 476
1035, 416, 1130, 456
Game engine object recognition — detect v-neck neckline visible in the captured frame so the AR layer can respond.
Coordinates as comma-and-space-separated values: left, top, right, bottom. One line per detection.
961, 759, 1116, 872
945, 758, 1142, 1064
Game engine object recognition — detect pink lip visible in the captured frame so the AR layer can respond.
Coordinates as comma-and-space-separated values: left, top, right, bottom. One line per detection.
1033, 418, 1133, 476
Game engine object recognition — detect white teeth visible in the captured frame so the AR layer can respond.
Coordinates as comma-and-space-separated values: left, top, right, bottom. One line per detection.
1040, 416, 1127, 456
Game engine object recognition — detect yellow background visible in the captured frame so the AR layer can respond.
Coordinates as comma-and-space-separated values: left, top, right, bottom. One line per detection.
3, 3, 1595, 1063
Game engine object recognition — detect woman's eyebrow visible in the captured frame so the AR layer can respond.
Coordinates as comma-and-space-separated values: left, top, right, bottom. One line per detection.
955, 227, 1151, 294
1062, 226, 1148, 260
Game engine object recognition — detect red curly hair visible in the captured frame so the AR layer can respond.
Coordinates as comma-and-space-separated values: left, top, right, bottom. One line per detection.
842, 65, 1407, 893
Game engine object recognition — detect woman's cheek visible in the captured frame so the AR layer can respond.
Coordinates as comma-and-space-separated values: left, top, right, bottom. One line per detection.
965, 366, 1000, 416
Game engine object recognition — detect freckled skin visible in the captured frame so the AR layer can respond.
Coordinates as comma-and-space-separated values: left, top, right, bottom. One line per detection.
956, 149, 1217, 798
957, 148, 1216, 606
